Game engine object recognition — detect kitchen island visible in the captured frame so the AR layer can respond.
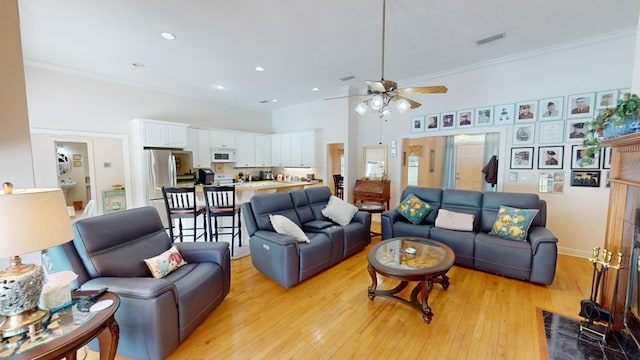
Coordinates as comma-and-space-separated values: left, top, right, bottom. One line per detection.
234, 180, 323, 202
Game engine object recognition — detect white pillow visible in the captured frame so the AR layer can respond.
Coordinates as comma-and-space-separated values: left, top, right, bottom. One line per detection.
435, 209, 475, 231
269, 214, 309, 243
322, 196, 358, 226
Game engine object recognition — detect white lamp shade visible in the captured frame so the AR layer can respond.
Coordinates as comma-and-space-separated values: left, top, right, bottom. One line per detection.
354, 102, 368, 116
370, 95, 384, 111
0, 188, 74, 258
395, 98, 411, 113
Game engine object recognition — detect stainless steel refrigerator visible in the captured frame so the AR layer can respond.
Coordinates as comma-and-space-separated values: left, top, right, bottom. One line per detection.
143, 149, 194, 226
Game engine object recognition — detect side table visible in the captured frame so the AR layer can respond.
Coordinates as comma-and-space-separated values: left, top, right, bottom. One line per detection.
355, 202, 386, 237
0, 291, 120, 360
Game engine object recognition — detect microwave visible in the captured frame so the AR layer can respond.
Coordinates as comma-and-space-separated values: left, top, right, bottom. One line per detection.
211, 147, 236, 163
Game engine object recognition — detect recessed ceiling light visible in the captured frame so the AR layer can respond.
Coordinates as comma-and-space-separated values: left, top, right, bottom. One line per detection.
160, 32, 176, 40
132, 62, 146, 68
255, 66, 265, 72
215, 85, 226, 90
271, 99, 278, 102
311, 87, 320, 92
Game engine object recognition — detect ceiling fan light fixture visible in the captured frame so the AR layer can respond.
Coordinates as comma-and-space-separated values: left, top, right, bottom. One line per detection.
395, 98, 411, 113
370, 95, 384, 111
382, 106, 391, 117
355, 101, 369, 116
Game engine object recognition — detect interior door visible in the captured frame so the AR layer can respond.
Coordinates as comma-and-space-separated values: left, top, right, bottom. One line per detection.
455, 143, 485, 191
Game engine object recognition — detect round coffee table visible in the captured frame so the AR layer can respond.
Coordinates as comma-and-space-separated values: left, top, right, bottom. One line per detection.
367, 237, 455, 323
355, 203, 385, 237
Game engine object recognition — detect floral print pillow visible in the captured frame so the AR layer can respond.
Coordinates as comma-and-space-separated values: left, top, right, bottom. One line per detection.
489, 206, 539, 241
144, 245, 187, 279
396, 193, 432, 225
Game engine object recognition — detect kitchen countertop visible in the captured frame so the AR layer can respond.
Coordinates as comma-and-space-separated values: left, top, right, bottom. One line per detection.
233, 180, 322, 192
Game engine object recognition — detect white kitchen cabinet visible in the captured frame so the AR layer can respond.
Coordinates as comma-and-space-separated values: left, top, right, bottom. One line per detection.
196, 129, 212, 168
271, 131, 316, 167
300, 130, 316, 167
255, 134, 272, 167
141, 120, 187, 148
234, 132, 255, 167
280, 133, 292, 167
271, 133, 283, 167
290, 132, 303, 166
210, 129, 236, 148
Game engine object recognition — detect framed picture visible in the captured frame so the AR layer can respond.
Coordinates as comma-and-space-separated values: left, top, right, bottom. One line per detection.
566, 119, 588, 142
595, 90, 619, 110
539, 171, 564, 193
567, 92, 595, 119
571, 144, 600, 169
538, 96, 564, 121
515, 101, 537, 122
441, 112, 455, 129
494, 104, 515, 125
457, 109, 474, 128
72, 154, 82, 160
538, 146, 564, 169
475, 107, 493, 126
411, 115, 425, 133
425, 114, 440, 131
571, 170, 601, 187
538, 120, 564, 144
602, 147, 612, 169
513, 124, 535, 145
510, 147, 534, 169
73, 160, 82, 167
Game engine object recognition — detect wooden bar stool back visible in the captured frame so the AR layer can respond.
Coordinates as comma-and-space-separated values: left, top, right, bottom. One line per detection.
162, 186, 207, 242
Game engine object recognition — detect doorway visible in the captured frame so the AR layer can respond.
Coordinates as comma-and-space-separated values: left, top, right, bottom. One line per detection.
327, 143, 344, 196
454, 140, 485, 191
55, 141, 93, 216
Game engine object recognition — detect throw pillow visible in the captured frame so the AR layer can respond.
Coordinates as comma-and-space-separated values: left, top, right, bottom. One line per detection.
144, 245, 187, 279
396, 193, 432, 225
435, 209, 475, 231
269, 214, 310, 243
321, 196, 358, 226
489, 206, 539, 241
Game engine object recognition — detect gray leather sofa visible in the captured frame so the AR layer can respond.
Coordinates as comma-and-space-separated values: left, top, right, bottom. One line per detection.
49, 206, 231, 360
381, 187, 558, 285
242, 186, 371, 288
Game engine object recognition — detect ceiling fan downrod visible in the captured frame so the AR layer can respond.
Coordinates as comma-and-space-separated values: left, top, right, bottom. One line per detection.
381, 0, 386, 81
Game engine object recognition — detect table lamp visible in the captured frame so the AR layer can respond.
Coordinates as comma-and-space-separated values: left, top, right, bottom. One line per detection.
0, 183, 74, 337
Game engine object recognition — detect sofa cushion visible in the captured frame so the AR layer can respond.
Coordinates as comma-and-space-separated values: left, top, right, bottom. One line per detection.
396, 193, 433, 225
488, 206, 539, 241
322, 196, 358, 226
435, 209, 475, 231
270, 214, 310, 243
144, 245, 188, 279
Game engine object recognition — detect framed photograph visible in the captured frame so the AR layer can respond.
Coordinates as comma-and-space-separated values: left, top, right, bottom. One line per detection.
73, 160, 82, 167
494, 104, 515, 125
571, 144, 600, 169
513, 124, 535, 145
72, 154, 82, 160
538, 120, 564, 144
538, 146, 564, 169
602, 147, 612, 169
441, 112, 455, 129
566, 119, 588, 142
596, 90, 619, 110
457, 109, 474, 128
411, 115, 425, 133
515, 101, 537, 122
538, 96, 564, 121
425, 114, 440, 131
510, 147, 534, 169
571, 170, 601, 187
539, 171, 564, 194
475, 107, 493, 126
567, 92, 595, 119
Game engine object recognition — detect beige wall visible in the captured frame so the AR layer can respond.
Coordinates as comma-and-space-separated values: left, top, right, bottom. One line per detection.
0, 0, 33, 187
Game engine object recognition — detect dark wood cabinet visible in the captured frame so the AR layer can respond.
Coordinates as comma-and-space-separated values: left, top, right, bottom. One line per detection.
353, 179, 390, 210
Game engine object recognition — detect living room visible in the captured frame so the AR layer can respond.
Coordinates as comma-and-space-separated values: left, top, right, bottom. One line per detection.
3, 1, 640, 359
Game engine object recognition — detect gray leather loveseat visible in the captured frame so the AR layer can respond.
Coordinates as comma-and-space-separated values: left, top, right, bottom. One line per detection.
50, 206, 231, 360
242, 186, 371, 288
381, 187, 558, 285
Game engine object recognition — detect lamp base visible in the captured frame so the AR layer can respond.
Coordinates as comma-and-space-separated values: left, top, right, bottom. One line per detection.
0, 307, 50, 338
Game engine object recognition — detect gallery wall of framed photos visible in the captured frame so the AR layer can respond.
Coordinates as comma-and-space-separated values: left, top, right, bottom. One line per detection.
409, 88, 629, 190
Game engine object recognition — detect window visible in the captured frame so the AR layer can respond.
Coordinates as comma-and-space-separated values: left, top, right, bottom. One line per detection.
407, 155, 419, 185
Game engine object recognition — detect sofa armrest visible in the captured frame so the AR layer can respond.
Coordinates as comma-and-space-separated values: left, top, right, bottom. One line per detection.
382, 210, 401, 223
174, 242, 229, 266
81, 277, 177, 302
351, 211, 369, 225
528, 226, 558, 255
253, 230, 300, 246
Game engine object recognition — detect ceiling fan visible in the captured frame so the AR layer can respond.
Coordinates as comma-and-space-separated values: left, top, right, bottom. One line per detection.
327, 0, 447, 117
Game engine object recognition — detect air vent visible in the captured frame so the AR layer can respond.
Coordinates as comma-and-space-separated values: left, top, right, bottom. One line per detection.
340, 75, 356, 82
476, 32, 505, 45
259, 100, 270, 104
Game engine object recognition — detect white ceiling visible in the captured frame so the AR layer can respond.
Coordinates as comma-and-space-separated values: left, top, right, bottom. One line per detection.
17, 0, 640, 113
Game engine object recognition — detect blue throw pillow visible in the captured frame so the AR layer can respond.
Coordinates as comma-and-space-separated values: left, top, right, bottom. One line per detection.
396, 193, 432, 225
488, 206, 538, 241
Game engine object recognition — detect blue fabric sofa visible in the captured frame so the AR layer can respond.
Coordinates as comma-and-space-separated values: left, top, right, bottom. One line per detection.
242, 186, 371, 288
381, 186, 558, 285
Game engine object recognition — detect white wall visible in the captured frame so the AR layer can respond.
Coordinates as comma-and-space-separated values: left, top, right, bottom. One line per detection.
273, 30, 638, 257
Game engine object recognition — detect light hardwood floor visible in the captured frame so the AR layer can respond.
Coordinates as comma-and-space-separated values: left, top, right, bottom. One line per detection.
91, 224, 592, 360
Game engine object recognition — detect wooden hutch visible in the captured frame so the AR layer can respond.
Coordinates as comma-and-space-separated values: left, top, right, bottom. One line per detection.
353, 179, 390, 210
600, 132, 640, 340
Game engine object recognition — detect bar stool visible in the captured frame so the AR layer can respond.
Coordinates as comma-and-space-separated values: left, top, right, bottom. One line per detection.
162, 186, 207, 242
333, 174, 344, 199
202, 185, 242, 257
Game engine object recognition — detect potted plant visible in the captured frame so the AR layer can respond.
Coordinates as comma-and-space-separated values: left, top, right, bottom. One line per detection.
580, 93, 640, 166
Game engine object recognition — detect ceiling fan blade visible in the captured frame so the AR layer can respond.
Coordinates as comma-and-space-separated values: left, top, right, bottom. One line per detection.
392, 95, 421, 109
395, 85, 448, 95
323, 94, 368, 101
366, 81, 387, 92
